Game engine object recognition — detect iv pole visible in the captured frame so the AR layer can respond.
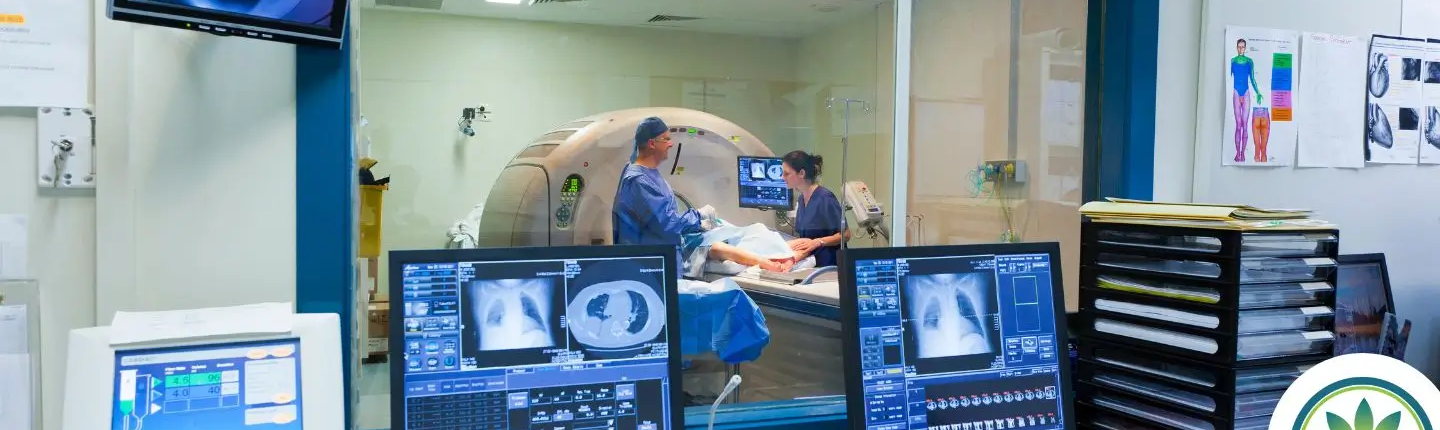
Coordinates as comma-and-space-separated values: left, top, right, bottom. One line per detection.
826, 97, 872, 252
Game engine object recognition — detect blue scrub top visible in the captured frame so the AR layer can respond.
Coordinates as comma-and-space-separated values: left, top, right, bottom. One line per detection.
612, 163, 704, 248
795, 186, 843, 267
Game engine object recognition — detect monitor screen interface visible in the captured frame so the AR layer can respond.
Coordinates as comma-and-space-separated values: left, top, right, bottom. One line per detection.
1334, 261, 1391, 355
854, 253, 1065, 430
111, 338, 304, 430
134, 0, 336, 27
399, 256, 673, 430
737, 156, 790, 209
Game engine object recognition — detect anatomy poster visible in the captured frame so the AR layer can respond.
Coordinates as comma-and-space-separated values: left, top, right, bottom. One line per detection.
1365, 35, 1425, 164
1420, 39, 1440, 164
1222, 27, 1299, 167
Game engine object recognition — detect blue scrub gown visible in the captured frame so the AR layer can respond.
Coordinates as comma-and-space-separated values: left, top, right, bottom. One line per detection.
612, 164, 705, 267
795, 186, 844, 267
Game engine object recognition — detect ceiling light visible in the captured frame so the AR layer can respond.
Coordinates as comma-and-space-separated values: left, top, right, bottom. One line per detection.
486, 0, 533, 4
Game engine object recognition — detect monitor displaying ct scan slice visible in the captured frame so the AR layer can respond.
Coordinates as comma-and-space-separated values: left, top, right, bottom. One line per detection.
840, 243, 1074, 430
737, 156, 792, 210
388, 245, 682, 430
1334, 253, 1395, 356
60, 314, 344, 430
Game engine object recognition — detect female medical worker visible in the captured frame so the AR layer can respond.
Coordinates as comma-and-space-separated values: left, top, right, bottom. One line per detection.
781, 150, 847, 268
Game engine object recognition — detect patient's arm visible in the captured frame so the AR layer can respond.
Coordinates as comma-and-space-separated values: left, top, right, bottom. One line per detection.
709, 242, 795, 272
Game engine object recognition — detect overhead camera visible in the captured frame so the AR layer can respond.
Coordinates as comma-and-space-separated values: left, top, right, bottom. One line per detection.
458, 105, 493, 137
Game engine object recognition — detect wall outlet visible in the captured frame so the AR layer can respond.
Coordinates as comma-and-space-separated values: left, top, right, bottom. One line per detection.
981, 160, 1027, 184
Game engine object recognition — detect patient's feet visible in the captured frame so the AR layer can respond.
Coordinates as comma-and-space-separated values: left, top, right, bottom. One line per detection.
760, 258, 796, 273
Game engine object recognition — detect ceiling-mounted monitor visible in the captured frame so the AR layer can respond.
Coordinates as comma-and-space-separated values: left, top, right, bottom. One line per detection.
107, 0, 349, 49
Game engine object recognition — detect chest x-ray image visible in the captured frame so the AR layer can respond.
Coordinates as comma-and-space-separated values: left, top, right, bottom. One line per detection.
900, 257, 1004, 375
461, 277, 567, 368
565, 258, 669, 360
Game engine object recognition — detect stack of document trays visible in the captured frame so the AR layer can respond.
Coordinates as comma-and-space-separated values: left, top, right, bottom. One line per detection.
1073, 199, 1338, 430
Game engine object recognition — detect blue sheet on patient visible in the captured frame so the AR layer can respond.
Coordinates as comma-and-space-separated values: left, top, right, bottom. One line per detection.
678, 282, 770, 363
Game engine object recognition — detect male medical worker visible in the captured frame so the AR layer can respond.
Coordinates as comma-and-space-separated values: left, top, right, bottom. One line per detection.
613, 117, 796, 274
612, 117, 719, 248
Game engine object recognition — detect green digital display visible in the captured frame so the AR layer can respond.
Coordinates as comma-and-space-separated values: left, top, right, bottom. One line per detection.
562, 176, 583, 193
165, 372, 222, 387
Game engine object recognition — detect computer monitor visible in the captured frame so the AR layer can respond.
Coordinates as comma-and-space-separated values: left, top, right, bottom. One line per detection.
388, 245, 682, 430
108, 0, 349, 48
841, 243, 1073, 430
737, 156, 792, 210
61, 314, 344, 430
1334, 253, 1395, 355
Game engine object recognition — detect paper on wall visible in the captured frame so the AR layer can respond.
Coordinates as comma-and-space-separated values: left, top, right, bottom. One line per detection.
1420, 39, 1440, 164
0, 215, 25, 280
1365, 35, 1426, 164
0, 305, 25, 354
0, 354, 31, 430
0, 305, 28, 430
108, 302, 294, 345
1221, 27, 1300, 167
1402, 0, 1440, 39
0, 0, 90, 107
1296, 32, 1368, 168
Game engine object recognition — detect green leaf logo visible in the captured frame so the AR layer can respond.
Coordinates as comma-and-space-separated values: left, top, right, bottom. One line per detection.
1326, 400, 1403, 430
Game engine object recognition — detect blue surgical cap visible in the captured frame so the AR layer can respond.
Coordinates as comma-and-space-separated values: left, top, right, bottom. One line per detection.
633, 117, 669, 160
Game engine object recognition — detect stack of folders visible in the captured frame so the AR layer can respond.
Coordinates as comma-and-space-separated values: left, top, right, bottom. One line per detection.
1079, 198, 1334, 231
1073, 211, 1340, 430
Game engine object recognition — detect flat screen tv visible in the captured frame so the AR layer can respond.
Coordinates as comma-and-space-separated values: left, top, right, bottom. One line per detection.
108, 0, 349, 49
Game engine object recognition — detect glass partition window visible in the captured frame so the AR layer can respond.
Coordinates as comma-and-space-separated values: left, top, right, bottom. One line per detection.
358, 0, 897, 425
907, 0, 1088, 311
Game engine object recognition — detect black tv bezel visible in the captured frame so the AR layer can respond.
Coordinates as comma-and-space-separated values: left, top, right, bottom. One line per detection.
387, 244, 684, 430
839, 242, 1076, 430
108, 0, 349, 49
736, 155, 793, 211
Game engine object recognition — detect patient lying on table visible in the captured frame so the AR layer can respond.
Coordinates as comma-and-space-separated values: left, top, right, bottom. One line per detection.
680, 221, 806, 278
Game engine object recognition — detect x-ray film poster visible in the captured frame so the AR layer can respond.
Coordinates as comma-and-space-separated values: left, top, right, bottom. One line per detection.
564, 258, 669, 361
1222, 26, 1300, 167
1365, 35, 1426, 164
899, 256, 1004, 376
1418, 39, 1440, 164
459, 260, 571, 369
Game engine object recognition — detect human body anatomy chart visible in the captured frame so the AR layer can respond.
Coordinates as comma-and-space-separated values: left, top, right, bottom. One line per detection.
1223, 27, 1300, 167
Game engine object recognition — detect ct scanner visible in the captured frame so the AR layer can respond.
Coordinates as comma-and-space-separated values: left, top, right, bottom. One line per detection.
448, 107, 877, 404
469, 107, 788, 249
449, 107, 872, 306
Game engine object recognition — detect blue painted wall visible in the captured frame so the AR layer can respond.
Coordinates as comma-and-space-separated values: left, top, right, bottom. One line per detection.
295, 35, 356, 429
1085, 0, 1160, 201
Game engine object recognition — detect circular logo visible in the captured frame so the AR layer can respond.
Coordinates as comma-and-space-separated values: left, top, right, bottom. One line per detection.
1270, 354, 1440, 430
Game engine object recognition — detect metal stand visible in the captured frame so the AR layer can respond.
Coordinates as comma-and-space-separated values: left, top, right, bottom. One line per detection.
825, 97, 872, 252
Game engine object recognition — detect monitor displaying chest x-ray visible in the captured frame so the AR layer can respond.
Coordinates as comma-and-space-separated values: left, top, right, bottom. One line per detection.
61, 313, 344, 430
389, 245, 682, 430
841, 243, 1074, 430
737, 156, 792, 210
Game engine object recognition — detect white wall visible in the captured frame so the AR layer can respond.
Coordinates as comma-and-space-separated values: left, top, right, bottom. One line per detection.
359, 10, 804, 295
0, 1, 299, 429
1154, 0, 1440, 380
0, 108, 97, 430
93, 16, 298, 321
1152, 0, 1202, 202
